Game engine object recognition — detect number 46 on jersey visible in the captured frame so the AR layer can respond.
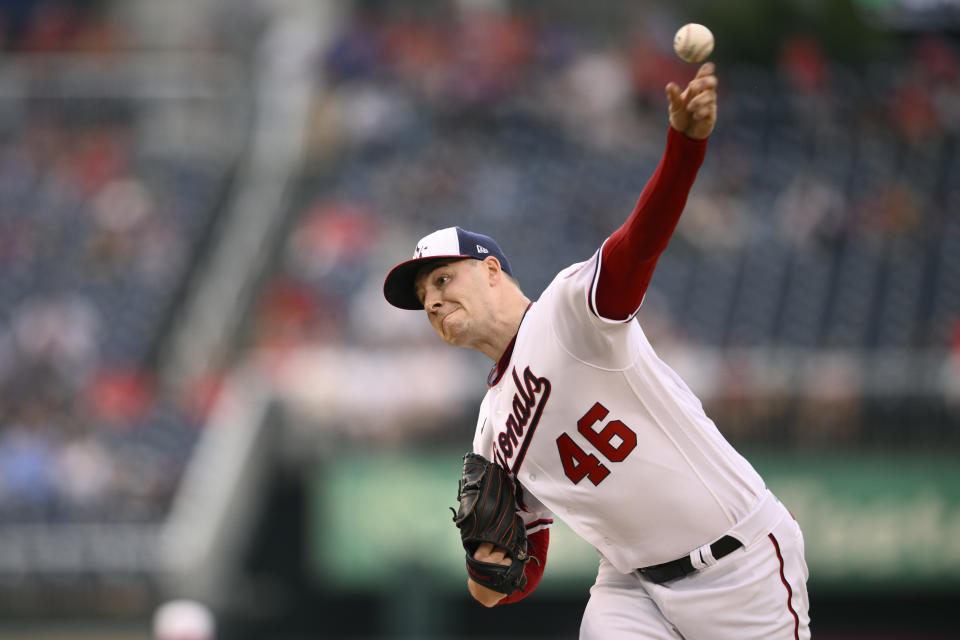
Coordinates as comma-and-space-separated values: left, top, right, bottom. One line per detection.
556, 403, 638, 485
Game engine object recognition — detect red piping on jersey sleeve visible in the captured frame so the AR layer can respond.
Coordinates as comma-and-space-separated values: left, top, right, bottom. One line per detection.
497, 528, 549, 605
595, 127, 707, 320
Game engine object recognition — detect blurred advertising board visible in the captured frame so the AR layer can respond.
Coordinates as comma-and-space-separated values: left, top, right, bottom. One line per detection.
311, 450, 960, 593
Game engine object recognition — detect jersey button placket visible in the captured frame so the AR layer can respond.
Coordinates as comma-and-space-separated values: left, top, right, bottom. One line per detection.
493, 389, 511, 464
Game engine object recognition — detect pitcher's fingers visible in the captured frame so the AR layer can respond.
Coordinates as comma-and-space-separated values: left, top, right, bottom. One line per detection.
694, 104, 716, 120
686, 91, 716, 112
687, 75, 718, 97
695, 62, 716, 78
666, 81, 683, 107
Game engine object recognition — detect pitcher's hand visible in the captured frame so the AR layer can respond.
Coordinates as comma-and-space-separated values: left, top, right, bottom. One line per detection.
667, 62, 718, 140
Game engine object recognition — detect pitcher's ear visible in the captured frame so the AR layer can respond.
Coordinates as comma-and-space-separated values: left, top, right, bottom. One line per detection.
482, 256, 503, 280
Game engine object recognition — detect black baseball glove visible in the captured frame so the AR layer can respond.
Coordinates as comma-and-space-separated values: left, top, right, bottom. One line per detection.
451, 452, 532, 596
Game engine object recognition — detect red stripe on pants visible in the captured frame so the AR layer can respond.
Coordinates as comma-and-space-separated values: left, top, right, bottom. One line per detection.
768, 533, 800, 640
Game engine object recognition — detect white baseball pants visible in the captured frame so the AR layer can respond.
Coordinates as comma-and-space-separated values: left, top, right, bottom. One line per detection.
580, 510, 810, 639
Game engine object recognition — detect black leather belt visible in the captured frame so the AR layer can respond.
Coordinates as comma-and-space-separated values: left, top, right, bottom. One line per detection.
638, 535, 743, 584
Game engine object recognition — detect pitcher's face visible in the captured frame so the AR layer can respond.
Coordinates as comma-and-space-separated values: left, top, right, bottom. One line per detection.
415, 259, 495, 348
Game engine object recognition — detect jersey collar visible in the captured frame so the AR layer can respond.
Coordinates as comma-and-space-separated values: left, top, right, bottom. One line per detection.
487, 302, 533, 388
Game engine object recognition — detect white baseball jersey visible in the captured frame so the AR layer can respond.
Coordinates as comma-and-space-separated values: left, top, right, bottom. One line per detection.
472, 245, 769, 573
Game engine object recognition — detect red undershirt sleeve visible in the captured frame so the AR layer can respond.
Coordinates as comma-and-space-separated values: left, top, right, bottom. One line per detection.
496, 528, 549, 605
594, 127, 708, 321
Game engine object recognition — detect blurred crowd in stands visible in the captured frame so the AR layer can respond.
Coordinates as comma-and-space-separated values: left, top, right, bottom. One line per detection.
254, 4, 960, 445
260, 4, 960, 349
0, 1, 226, 523
0, 0, 123, 51
2, 0, 960, 525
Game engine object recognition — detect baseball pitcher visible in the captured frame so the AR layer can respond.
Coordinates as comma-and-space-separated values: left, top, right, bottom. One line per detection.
383, 62, 810, 639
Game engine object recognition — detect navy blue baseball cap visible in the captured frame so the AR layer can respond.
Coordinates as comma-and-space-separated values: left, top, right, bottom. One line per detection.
383, 226, 514, 310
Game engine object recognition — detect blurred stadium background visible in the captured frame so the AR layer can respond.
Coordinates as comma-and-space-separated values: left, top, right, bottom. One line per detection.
0, 0, 959, 638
